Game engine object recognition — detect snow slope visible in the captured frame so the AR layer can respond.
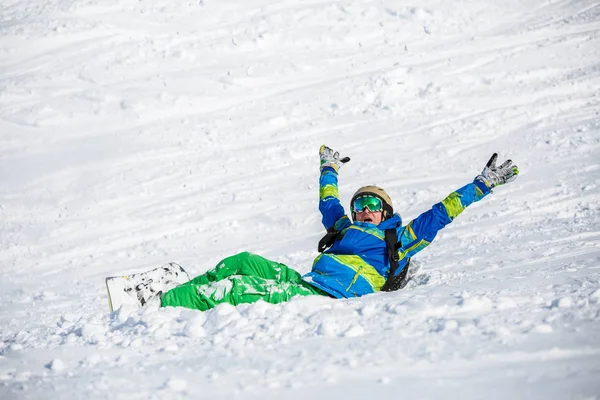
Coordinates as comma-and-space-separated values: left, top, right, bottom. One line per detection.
1, 0, 599, 398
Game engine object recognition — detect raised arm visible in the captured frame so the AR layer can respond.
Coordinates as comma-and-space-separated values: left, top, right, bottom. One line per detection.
318, 145, 351, 229
395, 153, 519, 260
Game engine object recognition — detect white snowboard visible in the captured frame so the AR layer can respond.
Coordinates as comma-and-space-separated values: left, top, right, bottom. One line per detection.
105, 262, 190, 312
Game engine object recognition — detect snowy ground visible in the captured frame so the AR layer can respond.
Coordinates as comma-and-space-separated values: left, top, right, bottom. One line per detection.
1, 0, 600, 398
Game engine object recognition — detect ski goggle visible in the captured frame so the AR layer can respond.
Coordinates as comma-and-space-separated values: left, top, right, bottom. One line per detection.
352, 195, 383, 213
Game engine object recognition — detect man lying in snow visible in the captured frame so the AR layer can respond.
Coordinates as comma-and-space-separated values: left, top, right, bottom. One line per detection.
156, 145, 519, 311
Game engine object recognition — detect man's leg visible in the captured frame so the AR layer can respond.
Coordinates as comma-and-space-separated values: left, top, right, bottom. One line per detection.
182, 252, 305, 286
160, 273, 326, 311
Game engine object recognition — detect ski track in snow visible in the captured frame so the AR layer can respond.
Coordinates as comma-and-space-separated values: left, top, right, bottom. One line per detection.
1, 0, 600, 398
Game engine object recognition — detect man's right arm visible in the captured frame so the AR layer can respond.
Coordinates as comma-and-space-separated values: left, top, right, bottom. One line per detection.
318, 145, 351, 229
319, 166, 348, 229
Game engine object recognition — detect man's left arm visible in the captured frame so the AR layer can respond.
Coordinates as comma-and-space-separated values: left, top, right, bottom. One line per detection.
396, 153, 519, 259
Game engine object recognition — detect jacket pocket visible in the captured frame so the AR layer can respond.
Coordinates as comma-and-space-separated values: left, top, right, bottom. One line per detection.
346, 266, 363, 292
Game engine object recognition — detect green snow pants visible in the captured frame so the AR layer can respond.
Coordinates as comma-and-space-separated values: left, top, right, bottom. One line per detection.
160, 252, 328, 311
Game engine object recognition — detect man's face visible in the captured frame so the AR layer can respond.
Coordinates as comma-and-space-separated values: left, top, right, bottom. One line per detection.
355, 209, 383, 225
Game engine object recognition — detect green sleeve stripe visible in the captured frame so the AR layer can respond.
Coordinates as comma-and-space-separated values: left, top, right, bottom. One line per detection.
401, 222, 416, 244
475, 185, 484, 198
441, 191, 466, 220
398, 239, 430, 261
320, 184, 339, 200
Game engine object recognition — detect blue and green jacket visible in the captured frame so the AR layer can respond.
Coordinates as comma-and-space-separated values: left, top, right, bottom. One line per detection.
303, 167, 491, 298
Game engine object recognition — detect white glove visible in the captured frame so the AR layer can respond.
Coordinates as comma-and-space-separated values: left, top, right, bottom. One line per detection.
319, 145, 350, 172
476, 153, 519, 189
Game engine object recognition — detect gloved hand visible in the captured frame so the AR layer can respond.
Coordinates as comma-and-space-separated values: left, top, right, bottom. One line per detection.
476, 153, 519, 189
319, 145, 350, 172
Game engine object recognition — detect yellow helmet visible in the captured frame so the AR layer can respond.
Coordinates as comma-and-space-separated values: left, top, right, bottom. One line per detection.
350, 185, 393, 221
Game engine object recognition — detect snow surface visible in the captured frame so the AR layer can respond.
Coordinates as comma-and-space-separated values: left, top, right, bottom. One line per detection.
1, 0, 600, 399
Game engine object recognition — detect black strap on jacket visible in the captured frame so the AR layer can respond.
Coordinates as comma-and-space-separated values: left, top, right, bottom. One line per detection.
380, 229, 411, 292
317, 226, 340, 253
317, 227, 410, 292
